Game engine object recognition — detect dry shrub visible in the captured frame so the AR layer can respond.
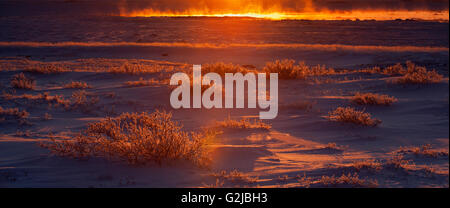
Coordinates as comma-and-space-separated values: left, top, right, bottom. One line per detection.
64, 81, 91, 89
384, 155, 414, 170
124, 77, 167, 87
10, 73, 35, 90
40, 111, 216, 166
203, 178, 225, 188
169, 62, 250, 93
210, 170, 259, 185
328, 107, 381, 127
324, 142, 345, 150
364, 63, 406, 75
216, 117, 271, 130
395, 62, 443, 84
263, 59, 335, 79
398, 144, 449, 158
411, 144, 449, 158
352, 160, 383, 172
0, 106, 29, 123
70, 90, 99, 112
318, 173, 378, 188
109, 62, 164, 75
24, 63, 68, 74
201, 62, 250, 76
361, 61, 443, 84
2, 90, 100, 113
351, 92, 398, 106
2, 91, 69, 107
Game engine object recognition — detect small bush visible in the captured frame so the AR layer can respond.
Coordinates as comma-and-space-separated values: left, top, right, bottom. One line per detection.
397, 144, 449, 158
201, 62, 250, 77
327, 107, 381, 127
384, 155, 413, 170
395, 63, 443, 84
411, 144, 449, 158
352, 160, 383, 172
124, 77, 166, 87
318, 173, 378, 188
0, 106, 29, 123
263, 59, 335, 79
109, 62, 164, 75
351, 92, 398, 106
216, 117, 271, 130
361, 61, 443, 84
1, 92, 69, 107
210, 170, 258, 185
203, 178, 225, 188
324, 142, 345, 150
24, 63, 68, 74
10, 73, 35, 90
64, 81, 91, 89
361, 62, 406, 75
40, 111, 216, 166
70, 90, 99, 112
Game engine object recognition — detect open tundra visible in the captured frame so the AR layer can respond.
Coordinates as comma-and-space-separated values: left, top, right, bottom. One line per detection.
0, 56, 448, 187
0, 9, 448, 187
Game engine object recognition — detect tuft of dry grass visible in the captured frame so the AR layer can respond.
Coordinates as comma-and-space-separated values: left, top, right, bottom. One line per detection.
1, 90, 103, 113
109, 61, 165, 75
10, 73, 35, 90
324, 142, 347, 151
397, 144, 449, 158
263, 59, 335, 80
40, 111, 217, 166
1, 91, 69, 108
411, 144, 449, 158
351, 160, 383, 172
210, 169, 259, 185
64, 81, 91, 89
327, 107, 381, 127
216, 117, 271, 130
201, 62, 250, 77
24, 63, 68, 74
361, 61, 443, 84
317, 173, 378, 188
0, 106, 29, 123
362, 63, 406, 75
124, 77, 166, 87
395, 63, 443, 84
351, 92, 398, 106
70, 90, 99, 112
384, 155, 414, 170
203, 178, 226, 188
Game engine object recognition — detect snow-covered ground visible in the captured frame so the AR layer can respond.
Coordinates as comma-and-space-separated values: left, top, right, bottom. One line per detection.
0, 8, 448, 187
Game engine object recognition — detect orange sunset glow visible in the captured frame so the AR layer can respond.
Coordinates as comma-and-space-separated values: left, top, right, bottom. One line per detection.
121, 9, 449, 21
118, 0, 449, 20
